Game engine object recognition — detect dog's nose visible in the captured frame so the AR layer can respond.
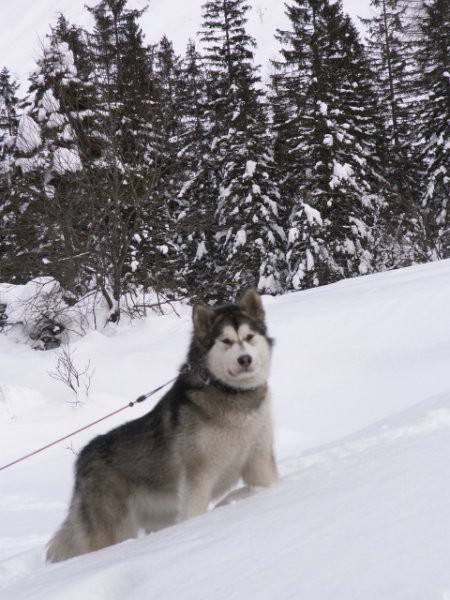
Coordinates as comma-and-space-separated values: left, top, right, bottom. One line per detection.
238, 354, 252, 368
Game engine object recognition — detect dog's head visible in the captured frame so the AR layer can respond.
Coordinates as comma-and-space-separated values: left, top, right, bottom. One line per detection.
190, 288, 273, 390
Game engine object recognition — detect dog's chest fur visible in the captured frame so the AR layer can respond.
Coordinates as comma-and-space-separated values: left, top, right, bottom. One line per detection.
176, 384, 272, 500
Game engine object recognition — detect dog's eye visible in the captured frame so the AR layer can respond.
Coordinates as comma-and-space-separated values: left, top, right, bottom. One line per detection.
222, 338, 233, 346
245, 334, 255, 342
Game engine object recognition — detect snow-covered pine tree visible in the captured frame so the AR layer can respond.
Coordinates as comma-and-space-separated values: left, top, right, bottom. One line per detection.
173, 40, 218, 301
362, 1, 415, 154
140, 35, 187, 293
272, 0, 389, 289
361, 0, 422, 208
414, 0, 450, 257
87, 0, 156, 166
123, 34, 198, 299
0, 68, 20, 281
271, 0, 318, 289
8, 16, 95, 290
84, 0, 177, 316
0, 68, 19, 140
195, 0, 285, 301
322, 12, 395, 275
141, 38, 214, 299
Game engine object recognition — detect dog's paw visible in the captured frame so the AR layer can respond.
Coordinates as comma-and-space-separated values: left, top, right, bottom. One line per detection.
215, 486, 256, 508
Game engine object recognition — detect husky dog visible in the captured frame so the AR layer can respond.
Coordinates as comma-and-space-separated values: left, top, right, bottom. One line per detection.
46, 288, 278, 563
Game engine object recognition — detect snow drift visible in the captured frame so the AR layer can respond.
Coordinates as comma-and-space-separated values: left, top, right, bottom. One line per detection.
1, 259, 450, 599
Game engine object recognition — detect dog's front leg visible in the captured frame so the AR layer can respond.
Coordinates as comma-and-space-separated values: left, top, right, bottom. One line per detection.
215, 453, 277, 511
242, 446, 278, 488
179, 469, 212, 521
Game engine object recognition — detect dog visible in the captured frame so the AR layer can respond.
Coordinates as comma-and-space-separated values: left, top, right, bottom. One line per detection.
46, 287, 278, 562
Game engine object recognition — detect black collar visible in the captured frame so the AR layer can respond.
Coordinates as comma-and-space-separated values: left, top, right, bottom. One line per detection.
181, 362, 263, 395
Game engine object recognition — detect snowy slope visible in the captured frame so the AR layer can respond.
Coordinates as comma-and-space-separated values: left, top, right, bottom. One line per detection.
1, 259, 450, 598
0, 0, 373, 88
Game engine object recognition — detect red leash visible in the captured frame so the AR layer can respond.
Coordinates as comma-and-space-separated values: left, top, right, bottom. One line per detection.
0, 376, 177, 472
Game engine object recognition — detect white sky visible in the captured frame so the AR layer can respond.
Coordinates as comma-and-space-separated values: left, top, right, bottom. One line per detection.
0, 0, 373, 88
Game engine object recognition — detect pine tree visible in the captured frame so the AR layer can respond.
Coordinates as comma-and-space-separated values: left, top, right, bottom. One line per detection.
361, 0, 423, 211
414, 0, 450, 257
362, 2, 415, 152
272, 0, 389, 289
192, 0, 285, 301
174, 40, 217, 300
5, 2, 188, 313
83, 0, 175, 316
0, 68, 20, 281
0, 68, 19, 139
10, 17, 97, 291
130, 35, 187, 295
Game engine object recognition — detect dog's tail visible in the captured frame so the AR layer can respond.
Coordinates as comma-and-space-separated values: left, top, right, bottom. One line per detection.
46, 507, 87, 563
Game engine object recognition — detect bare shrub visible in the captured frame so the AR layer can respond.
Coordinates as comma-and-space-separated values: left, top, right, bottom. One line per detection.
48, 343, 94, 403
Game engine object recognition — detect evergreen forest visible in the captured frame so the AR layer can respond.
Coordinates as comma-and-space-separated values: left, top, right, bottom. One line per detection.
0, 0, 448, 319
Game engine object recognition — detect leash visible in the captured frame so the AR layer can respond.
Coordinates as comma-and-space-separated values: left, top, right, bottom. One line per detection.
0, 376, 177, 473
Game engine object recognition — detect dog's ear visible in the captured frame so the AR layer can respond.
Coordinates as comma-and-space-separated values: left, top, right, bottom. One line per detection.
192, 303, 216, 338
238, 287, 265, 321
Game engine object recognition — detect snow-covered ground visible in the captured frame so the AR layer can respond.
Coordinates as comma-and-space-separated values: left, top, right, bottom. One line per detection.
1, 259, 450, 598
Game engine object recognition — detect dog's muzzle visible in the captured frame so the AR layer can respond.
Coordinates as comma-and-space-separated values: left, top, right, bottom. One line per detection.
237, 354, 252, 369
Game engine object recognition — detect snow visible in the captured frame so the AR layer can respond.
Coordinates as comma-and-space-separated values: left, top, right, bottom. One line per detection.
15, 114, 42, 153
245, 159, 257, 178
2, 259, 450, 598
52, 147, 82, 174
41, 89, 60, 114
234, 228, 247, 248
15, 155, 44, 174
330, 159, 354, 188
195, 240, 207, 261
303, 202, 323, 226
46, 112, 66, 129
61, 124, 75, 141
318, 100, 328, 115
53, 41, 77, 76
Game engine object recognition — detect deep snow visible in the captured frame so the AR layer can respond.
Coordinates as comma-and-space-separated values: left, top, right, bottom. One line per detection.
1, 259, 450, 599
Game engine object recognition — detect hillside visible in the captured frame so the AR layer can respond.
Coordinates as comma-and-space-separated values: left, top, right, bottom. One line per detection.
1, 259, 450, 598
